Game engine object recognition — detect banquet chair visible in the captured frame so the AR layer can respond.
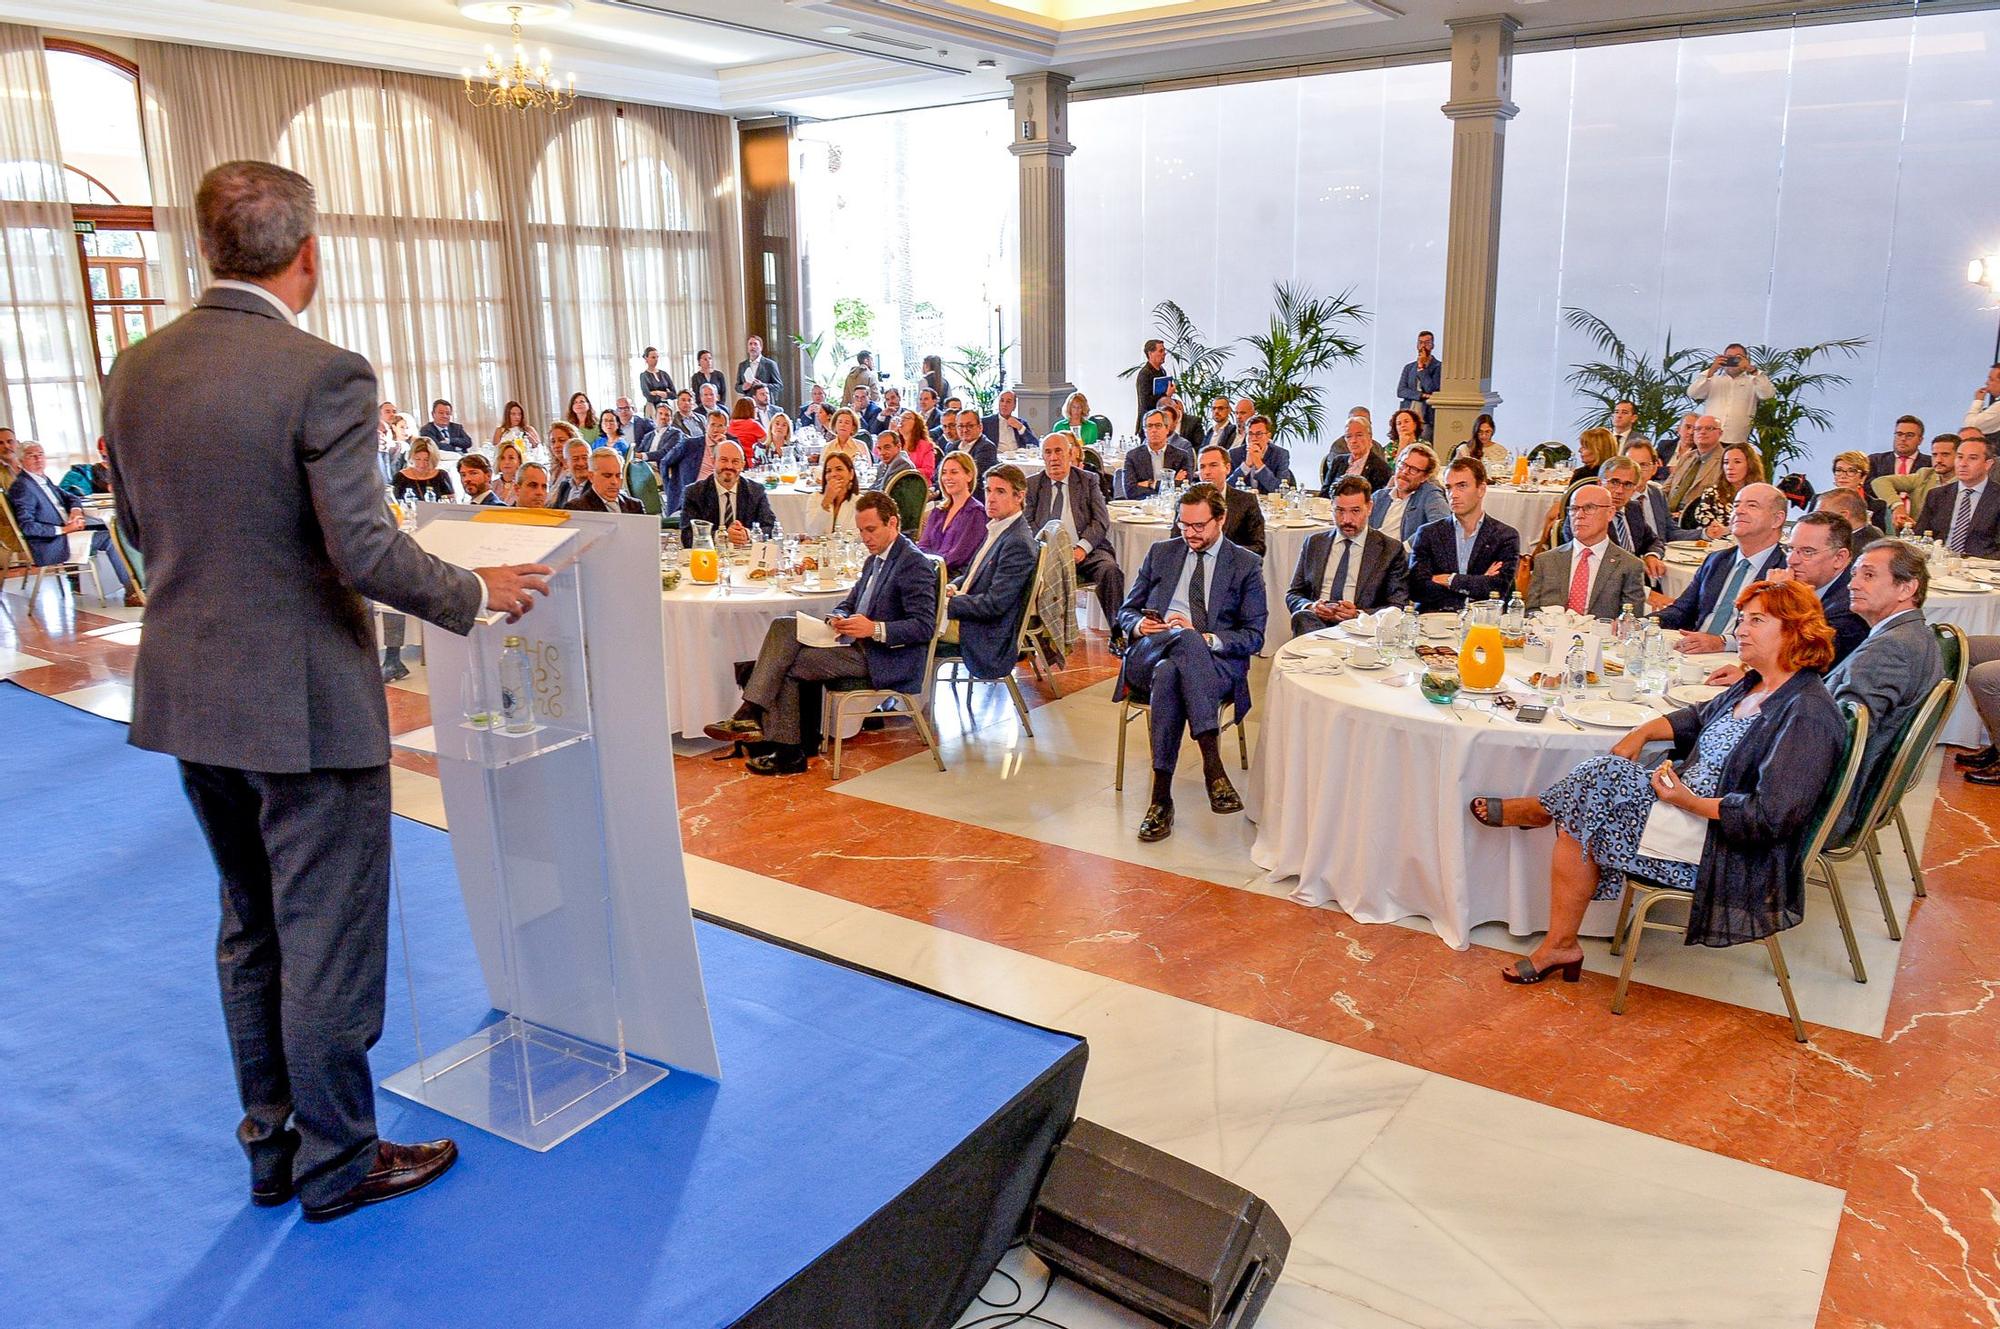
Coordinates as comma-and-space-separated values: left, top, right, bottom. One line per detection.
108, 514, 145, 594
0, 493, 31, 593
1893, 623, 1968, 899
0, 497, 107, 620
625, 459, 663, 516
822, 555, 948, 779
1806, 674, 1956, 975
1112, 690, 1250, 793
885, 469, 930, 536
934, 543, 1045, 736
1608, 700, 1868, 1043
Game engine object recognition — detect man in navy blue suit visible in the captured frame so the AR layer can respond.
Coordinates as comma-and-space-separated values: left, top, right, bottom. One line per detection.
1114, 483, 1267, 843
1120, 409, 1193, 499
1781, 510, 1869, 665
981, 389, 1039, 455
1226, 416, 1295, 493
7, 441, 139, 604
943, 464, 1039, 678
1406, 456, 1520, 613
1655, 481, 1789, 653
706, 491, 940, 774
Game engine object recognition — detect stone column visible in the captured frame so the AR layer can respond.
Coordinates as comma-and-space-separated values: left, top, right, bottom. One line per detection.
1009, 72, 1075, 434
1429, 15, 1519, 451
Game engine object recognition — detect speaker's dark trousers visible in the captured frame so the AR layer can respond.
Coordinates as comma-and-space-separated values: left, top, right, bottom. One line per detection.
741, 617, 870, 748
1120, 627, 1227, 772
179, 760, 393, 1208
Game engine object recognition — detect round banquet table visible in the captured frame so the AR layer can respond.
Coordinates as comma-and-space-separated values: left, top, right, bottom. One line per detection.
1660, 557, 1999, 747
1098, 512, 1332, 654
745, 478, 817, 533
660, 580, 847, 739
1245, 651, 1639, 947
1482, 484, 1565, 548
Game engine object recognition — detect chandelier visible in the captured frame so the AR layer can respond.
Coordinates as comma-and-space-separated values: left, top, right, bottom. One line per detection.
462, 5, 575, 114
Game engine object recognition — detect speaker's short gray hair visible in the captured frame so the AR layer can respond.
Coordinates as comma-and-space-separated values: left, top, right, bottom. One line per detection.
196, 161, 316, 280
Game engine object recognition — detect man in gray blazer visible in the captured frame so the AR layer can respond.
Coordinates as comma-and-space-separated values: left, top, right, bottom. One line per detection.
104, 162, 549, 1223
1287, 476, 1408, 635
1524, 484, 1648, 618
1024, 432, 1124, 635
1823, 541, 1945, 836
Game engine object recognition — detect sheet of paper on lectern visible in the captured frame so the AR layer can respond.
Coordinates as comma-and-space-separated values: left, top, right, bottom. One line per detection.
412, 519, 582, 624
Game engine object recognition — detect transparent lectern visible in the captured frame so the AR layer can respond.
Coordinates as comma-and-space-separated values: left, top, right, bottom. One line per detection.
384, 506, 719, 1150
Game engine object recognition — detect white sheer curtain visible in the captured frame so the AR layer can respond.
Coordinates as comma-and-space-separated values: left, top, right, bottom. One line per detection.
0, 22, 101, 463
138, 40, 743, 436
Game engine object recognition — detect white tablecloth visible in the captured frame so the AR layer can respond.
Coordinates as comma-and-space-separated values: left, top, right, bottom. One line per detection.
660, 581, 845, 738
1659, 558, 1997, 746
1483, 485, 1565, 548
1246, 656, 1631, 947
1100, 514, 1331, 655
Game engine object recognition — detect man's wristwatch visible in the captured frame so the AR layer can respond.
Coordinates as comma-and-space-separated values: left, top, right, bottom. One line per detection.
873, 623, 886, 643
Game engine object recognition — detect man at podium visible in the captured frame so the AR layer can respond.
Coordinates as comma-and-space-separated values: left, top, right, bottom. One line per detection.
103, 160, 551, 1223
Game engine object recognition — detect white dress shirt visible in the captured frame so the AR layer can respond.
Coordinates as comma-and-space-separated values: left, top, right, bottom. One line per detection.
1565, 536, 1611, 610
1378, 492, 1410, 540
1687, 367, 1775, 446
959, 512, 1022, 589
211, 279, 296, 325
1319, 532, 1366, 605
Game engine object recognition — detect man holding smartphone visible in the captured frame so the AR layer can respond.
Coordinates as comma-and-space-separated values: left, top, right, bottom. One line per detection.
1687, 342, 1774, 447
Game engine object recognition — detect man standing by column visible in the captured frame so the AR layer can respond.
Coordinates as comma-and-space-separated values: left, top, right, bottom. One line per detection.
103, 161, 550, 1223
1396, 331, 1442, 439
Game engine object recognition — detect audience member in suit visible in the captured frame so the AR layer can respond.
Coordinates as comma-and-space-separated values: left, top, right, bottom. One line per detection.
1369, 443, 1449, 544
639, 346, 676, 414
1134, 338, 1171, 431
1524, 484, 1649, 619
689, 350, 727, 405
1227, 415, 1294, 491
1114, 483, 1268, 843
1912, 434, 2000, 558
653, 410, 715, 516
1396, 330, 1442, 437
1024, 434, 1125, 639
1406, 457, 1521, 613
1821, 450, 1889, 530
1780, 511, 1869, 665
417, 399, 472, 454
1320, 415, 1393, 496
950, 407, 998, 478
681, 440, 774, 545
1200, 397, 1237, 453
455, 453, 506, 506
1607, 399, 1650, 456
796, 383, 829, 429
1194, 445, 1265, 557
550, 435, 593, 508
563, 447, 645, 513
1164, 398, 1204, 451
982, 389, 1039, 454
6, 440, 138, 603
706, 492, 939, 776
1662, 415, 1725, 515
942, 464, 1039, 677
1622, 441, 1691, 554
1559, 456, 1666, 581
1287, 476, 1408, 636
734, 334, 783, 405
1812, 489, 1884, 560
1655, 482, 1789, 651
511, 461, 552, 510
1874, 432, 1958, 532
917, 387, 943, 436
102, 162, 551, 1221
1866, 415, 1931, 481
874, 429, 916, 488
929, 395, 964, 445
849, 385, 886, 436
1120, 410, 1193, 499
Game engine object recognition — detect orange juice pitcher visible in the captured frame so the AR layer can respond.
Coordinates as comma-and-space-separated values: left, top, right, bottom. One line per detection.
1458, 623, 1506, 689
1512, 454, 1530, 485
687, 520, 719, 584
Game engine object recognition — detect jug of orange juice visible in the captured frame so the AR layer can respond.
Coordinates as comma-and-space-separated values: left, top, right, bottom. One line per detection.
1458, 622, 1506, 690
1512, 454, 1530, 485
687, 520, 719, 584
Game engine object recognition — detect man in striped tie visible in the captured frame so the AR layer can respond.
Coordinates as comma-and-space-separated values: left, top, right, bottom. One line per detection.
1914, 434, 1998, 559
1656, 482, 1789, 653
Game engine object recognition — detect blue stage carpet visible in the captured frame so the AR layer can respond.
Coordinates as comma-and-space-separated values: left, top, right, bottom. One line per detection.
0, 684, 1083, 1328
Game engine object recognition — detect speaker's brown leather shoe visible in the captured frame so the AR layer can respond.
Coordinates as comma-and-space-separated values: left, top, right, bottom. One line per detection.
302, 1139, 458, 1223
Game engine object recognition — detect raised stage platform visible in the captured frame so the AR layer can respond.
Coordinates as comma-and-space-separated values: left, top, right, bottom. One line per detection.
0, 684, 1086, 1328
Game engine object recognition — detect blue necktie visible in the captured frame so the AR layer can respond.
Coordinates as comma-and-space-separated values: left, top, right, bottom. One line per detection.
1703, 557, 1753, 635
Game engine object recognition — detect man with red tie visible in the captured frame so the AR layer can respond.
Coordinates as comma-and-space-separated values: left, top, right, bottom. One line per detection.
1866, 415, 1931, 482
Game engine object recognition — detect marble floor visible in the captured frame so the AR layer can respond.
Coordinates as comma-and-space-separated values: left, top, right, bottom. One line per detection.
7, 575, 2000, 1328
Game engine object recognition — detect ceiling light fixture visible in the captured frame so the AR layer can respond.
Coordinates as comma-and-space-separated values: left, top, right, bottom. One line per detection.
822, 25, 852, 34
461, 4, 576, 114
976, 58, 997, 68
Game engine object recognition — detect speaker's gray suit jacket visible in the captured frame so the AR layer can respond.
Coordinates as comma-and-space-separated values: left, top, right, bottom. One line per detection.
105, 285, 482, 773
1524, 540, 1649, 619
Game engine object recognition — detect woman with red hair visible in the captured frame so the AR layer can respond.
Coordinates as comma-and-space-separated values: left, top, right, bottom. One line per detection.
1472, 578, 1846, 985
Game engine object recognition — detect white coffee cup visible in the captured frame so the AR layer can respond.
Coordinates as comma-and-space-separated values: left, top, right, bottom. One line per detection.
1608, 676, 1637, 702
1350, 644, 1381, 667
1678, 658, 1704, 684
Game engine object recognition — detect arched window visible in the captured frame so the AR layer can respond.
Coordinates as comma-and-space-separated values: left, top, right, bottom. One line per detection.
43, 41, 160, 381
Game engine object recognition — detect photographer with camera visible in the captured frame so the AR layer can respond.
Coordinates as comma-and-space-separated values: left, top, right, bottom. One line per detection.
1687, 342, 1775, 447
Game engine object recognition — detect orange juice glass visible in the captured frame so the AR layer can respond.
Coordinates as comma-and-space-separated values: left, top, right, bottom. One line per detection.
1512, 455, 1530, 485
1458, 623, 1506, 689
688, 548, 719, 584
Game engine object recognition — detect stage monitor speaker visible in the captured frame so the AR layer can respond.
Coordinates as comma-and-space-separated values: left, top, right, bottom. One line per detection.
1027, 1119, 1290, 1329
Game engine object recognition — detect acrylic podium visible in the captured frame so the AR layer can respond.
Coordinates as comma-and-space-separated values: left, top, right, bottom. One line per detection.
385, 505, 719, 1150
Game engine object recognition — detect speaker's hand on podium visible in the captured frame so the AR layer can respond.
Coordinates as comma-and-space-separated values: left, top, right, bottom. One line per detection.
477, 564, 554, 623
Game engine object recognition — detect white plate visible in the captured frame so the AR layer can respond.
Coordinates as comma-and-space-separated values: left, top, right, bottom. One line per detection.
1336, 621, 1377, 640
1668, 683, 1725, 706
1116, 514, 1168, 525
785, 583, 852, 596
1109, 499, 1145, 508
1280, 638, 1348, 659
1345, 658, 1389, 671
1930, 577, 1989, 594
1566, 698, 1652, 729
1667, 540, 1723, 554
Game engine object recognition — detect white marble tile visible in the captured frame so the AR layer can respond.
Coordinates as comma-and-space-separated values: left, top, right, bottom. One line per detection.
393, 725, 439, 755
389, 764, 447, 830
52, 682, 132, 723
668, 868, 1841, 1329
0, 645, 52, 678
